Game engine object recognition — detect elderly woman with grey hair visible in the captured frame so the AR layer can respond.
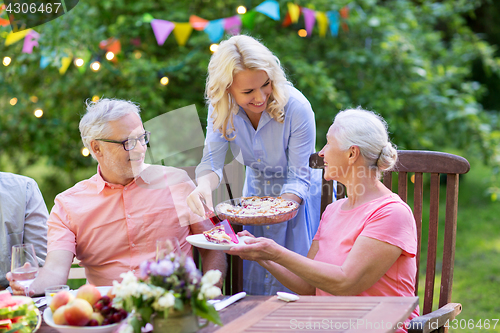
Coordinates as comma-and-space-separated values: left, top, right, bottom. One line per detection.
228, 108, 419, 332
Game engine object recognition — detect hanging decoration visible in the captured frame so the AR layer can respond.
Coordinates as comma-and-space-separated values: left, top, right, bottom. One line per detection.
189, 15, 208, 31
1, 0, 352, 74
204, 19, 225, 43
151, 19, 175, 46
21, 30, 40, 53
172, 22, 192, 46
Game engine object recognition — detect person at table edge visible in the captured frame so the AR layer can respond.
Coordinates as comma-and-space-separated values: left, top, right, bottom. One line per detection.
0, 172, 48, 290
7, 98, 227, 295
227, 108, 419, 332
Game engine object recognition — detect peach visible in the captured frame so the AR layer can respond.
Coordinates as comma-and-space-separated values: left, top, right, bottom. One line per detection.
64, 298, 93, 326
76, 284, 101, 306
52, 305, 68, 325
50, 291, 75, 313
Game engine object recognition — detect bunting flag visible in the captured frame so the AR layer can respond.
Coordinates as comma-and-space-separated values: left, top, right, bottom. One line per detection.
326, 11, 339, 36
282, 12, 292, 27
2, 0, 354, 73
339, 6, 349, 32
241, 10, 257, 30
77, 51, 91, 74
173, 22, 192, 46
21, 30, 40, 53
40, 55, 51, 69
204, 19, 225, 43
315, 11, 328, 37
190, 15, 208, 31
302, 8, 315, 37
151, 19, 175, 46
224, 15, 241, 36
142, 13, 154, 23
5, 29, 31, 46
59, 54, 72, 74
99, 37, 121, 54
255, 0, 280, 21
287, 3, 300, 24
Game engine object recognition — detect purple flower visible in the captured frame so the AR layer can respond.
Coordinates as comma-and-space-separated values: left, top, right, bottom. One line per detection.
184, 257, 197, 274
149, 262, 159, 276
139, 260, 152, 280
155, 259, 174, 276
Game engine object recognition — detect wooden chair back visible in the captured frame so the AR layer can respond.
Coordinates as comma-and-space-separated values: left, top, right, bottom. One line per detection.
310, 151, 470, 319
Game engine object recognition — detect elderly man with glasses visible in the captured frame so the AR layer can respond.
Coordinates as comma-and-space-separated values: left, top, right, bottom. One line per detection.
7, 98, 227, 295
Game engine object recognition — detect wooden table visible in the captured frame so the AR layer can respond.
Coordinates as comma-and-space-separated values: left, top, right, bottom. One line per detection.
37, 296, 418, 333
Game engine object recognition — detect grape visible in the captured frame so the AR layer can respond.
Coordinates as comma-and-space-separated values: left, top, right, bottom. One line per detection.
119, 309, 128, 319
94, 301, 104, 311
101, 295, 111, 305
101, 306, 111, 316
87, 319, 99, 326
112, 313, 122, 323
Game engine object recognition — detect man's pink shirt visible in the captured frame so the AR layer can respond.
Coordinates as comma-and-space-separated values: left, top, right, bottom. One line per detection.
313, 193, 419, 330
47, 165, 203, 286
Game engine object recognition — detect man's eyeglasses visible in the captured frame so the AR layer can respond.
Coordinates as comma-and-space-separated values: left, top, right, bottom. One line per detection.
96, 131, 150, 151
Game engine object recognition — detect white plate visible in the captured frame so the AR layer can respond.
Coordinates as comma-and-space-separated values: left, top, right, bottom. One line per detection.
43, 308, 121, 333
186, 234, 252, 250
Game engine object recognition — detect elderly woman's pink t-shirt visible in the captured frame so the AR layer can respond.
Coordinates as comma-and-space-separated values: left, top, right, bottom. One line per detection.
313, 193, 419, 329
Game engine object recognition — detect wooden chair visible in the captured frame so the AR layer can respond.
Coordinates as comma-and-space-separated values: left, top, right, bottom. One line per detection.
180, 159, 245, 295
309, 150, 470, 333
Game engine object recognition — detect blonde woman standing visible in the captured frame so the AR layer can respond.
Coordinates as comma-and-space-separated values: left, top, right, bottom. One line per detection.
187, 35, 323, 295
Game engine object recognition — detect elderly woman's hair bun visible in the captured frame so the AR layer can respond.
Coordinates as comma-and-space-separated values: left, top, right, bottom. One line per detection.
332, 107, 397, 177
377, 142, 398, 172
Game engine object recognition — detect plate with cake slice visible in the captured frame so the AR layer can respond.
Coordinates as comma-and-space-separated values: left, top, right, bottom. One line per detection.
186, 226, 253, 250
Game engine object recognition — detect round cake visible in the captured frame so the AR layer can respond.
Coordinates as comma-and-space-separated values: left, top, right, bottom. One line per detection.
215, 196, 300, 225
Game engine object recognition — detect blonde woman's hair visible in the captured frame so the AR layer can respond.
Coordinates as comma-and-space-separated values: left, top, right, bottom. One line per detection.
331, 108, 398, 178
205, 35, 291, 140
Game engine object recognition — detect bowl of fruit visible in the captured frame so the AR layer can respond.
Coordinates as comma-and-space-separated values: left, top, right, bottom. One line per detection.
43, 284, 128, 333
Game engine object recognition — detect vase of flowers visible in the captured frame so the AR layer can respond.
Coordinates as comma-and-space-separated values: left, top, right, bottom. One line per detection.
111, 253, 223, 333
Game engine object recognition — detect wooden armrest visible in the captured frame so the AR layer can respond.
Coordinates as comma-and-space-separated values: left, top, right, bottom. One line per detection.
408, 303, 462, 333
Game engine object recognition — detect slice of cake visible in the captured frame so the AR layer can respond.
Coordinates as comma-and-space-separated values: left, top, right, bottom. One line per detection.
203, 225, 232, 244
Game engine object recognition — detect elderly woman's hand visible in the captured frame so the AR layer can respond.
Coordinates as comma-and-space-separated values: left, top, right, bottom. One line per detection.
226, 235, 284, 262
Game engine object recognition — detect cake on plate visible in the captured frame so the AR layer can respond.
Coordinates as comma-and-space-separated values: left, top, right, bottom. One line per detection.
203, 225, 232, 244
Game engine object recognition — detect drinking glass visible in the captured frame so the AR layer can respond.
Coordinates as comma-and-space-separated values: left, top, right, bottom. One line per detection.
156, 237, 180, 261
11, 243, 39, 296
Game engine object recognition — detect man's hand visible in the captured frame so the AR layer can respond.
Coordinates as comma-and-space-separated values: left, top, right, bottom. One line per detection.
6, 272, 34, 296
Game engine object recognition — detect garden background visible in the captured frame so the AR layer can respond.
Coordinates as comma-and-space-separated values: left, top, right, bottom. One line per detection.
1, 0, 500, 332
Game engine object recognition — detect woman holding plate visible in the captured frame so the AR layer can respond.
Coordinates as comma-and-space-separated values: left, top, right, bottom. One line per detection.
187, 35, 323, 295
227, 109, 419, 332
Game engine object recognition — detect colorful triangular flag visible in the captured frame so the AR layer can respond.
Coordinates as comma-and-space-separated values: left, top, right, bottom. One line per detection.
5, 29, 31, 46
287, 3, 300, 23
302, 8, 316, 37
204, 19, 225, 43
224, 15, 241, 36
190, 15, 208, 31
22, 30, 40, 53
315, 11, 328, 38
151, 19, 175, 46
173, 22, 193, 46
59, 54, 72, 75
326, 11, 339, 37
255, 0, 280, 21
241, 10, 257, 30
